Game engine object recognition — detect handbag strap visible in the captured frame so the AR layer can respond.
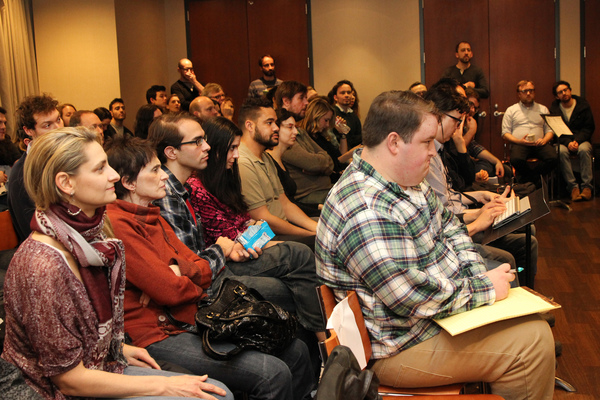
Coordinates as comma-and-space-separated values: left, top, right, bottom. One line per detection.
201, 330, 243, 361
164, 308, 198, 334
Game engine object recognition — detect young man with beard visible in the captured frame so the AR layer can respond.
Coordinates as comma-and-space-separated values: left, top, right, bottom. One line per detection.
248, 55, 283, 98
549, 80, 595, 201
442, 41, 489, 99
237, 97, 317, 241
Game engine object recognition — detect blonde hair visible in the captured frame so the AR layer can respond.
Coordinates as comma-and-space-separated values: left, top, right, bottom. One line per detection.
299, 97, 335, 137
24, 127, 100, 210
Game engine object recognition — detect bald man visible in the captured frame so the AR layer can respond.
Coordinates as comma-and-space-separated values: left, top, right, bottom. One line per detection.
189, 96, 219, 122
170, 58, 204, 111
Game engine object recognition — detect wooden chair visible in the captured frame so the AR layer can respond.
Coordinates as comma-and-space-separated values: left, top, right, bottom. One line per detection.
317, 285, 503, 399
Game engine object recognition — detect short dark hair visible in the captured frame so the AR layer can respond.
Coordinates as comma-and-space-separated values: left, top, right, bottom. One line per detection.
327, 80, 356, 104
105, 135, 156, 199
425, 79, 470, 114
362, 90, 438, 147
148, 113, 199, 164
109, 98, 125, 111
259, 54, 274, 67
134, 104, 161, 140
69, 110, 94, 127
16, 94, 59, 130
94, 107, 112, 121
275, 107, 296, 126
200, 117, 247, 214
273, 81, 307, 110
57, 103, 76, 117
146, 85, 166, 103
455, 41, 471, 52
409, 82, 424, 90
238, 97, 273, 129
552, 80, 571, 97
0, 106, 6, 115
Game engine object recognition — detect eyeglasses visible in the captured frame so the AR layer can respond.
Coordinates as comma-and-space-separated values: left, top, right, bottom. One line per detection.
444, 113, 463, 124
518, 89, 535, 94
556, 88, 570, 95
179, 136, 205, 147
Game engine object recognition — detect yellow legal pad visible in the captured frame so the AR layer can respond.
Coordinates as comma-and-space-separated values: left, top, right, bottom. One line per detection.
434, 287, 560, 336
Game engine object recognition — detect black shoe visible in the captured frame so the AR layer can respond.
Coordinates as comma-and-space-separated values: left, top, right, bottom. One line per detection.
555, 340, 563, 358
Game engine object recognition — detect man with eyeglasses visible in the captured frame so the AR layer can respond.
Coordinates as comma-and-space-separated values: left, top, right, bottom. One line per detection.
501, 80, 557, 186
549, 80, 595, 201
171, 58, 204, 112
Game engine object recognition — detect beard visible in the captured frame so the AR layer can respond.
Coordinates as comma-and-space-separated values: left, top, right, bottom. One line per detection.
253, 129, 278, 148
263, 69, 275, 77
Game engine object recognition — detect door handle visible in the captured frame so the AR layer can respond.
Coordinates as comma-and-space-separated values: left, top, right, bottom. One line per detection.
478, 111, 487, 118
493, 111, 504, 117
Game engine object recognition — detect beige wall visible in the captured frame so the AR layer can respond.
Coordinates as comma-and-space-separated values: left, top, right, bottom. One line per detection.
32, 0, 120, 112
311, 0, 421, 119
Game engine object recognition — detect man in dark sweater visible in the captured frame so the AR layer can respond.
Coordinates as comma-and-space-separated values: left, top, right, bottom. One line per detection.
170, 58, 204, 112
549, 80, 595, 201
442, 41, 489, 99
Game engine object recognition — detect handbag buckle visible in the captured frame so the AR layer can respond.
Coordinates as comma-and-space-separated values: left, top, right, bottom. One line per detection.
234, 285, 247, 297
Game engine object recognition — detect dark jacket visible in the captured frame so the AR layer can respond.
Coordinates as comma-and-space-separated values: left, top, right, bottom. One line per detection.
549, 95, 595, 146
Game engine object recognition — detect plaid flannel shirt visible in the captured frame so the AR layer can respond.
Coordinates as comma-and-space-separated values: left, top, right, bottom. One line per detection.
316, 150, 495, 359
154, 166, 226, 279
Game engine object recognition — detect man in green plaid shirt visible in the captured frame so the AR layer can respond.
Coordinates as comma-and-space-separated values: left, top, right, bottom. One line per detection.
316, 91, 555, 400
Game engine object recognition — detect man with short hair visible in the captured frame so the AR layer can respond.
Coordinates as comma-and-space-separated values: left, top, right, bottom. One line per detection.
316, 90, 554, 399
171, 58, 204, 111
146, 85, 168, 108
327, 80, 362, 148
189, 96, 219, 122
201, 83, 226, 106
106, 98, 133, 140
502, 80, 557, 185
8, 95, 64, 241
549, 80, 595, 201
248, 55, 283, 98
69, 110, 105, 143
237, 97, 317, 240
409, 82, 427, 97
147, 113, 324, 353
442, 41, 490, 98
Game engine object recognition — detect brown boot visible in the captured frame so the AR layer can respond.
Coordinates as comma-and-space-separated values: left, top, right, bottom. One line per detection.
571, 187, 582, 202
581, 187, 593, 201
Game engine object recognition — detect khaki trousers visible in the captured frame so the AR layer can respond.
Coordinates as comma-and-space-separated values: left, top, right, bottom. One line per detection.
371, 314, 555, 400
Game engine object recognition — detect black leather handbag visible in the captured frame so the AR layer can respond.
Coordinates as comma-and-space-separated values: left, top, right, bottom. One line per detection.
316, 345, 381, 400
193, 279, 297, 360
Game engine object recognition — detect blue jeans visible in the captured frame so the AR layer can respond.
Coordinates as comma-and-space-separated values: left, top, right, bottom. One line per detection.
146, 333, 315, 400
108, 365, 233, 400
216, 241, 325, 332
559, 142, 593, 190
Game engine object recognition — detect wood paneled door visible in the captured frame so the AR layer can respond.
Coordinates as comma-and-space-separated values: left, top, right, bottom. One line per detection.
187, 0, 311, 112
423, 0, 556, 158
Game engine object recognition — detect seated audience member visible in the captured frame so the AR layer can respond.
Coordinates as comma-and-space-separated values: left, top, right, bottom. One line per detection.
409, 81, 427, 97
94, 106, 112, 139
106, 98, 133, 140
134, 104, 162, 140
3, 127, 232, 400
166, 94, 182, 114
57, 103, 76, 127
266, 109, 319, 217
237, 97, 318, 243
201, 83, 226, 106
273, 80, 309, 120
148, 114, 325, 339
280, 106, 334, 205
549, 80, 595, 201
327, 80, 362, 148
0, 107, 21, 174
105, 135, 315, 400
171, 58, 203, 111
189, 96, 219, 123
146, 85, 168, 109
306, 86, 318, 102
8, 94, 64, 242
501, 80, 557, 185
248, 55, 283, 98
349, 88, 360, 119
220, 97, 235, 121
316, 90, 555, 400
69, 110, 105, 143
299, 97, 359, 178
425, 80, 535, 283
463, 88, 512, 186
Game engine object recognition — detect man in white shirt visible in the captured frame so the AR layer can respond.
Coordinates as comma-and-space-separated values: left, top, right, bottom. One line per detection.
501, 80, 557, 185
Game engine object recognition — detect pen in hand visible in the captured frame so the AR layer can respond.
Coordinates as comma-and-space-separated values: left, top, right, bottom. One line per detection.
509, 268, 524, 273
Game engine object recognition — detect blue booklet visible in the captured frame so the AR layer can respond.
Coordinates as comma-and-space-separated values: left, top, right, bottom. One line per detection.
237, 222, 275, 250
